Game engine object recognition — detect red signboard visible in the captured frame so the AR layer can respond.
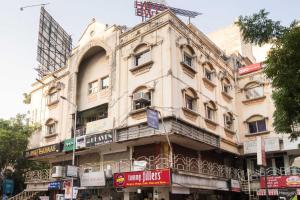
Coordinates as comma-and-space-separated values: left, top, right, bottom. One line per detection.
135, 1, 167, 20
238, 63, 262, 75
114, 169, 171, 188
260, 176, 300, 188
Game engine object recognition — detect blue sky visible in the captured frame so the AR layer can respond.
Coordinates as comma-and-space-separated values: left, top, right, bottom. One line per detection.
0, 0, 299, 119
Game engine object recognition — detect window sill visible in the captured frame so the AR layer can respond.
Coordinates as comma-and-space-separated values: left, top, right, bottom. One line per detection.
45, 133, 58, 139
224, 127, 236, 135
202, 78, 216, 88
182, 107, 199, 117
180, 61, 197, 77
130, 60, 153, 73
245, 131, 270, 137
204, 118, 218, 126
47, 100, 59, 107
130, 107, 148, 115
242, 96, 266, 104
221, 91, 233, 100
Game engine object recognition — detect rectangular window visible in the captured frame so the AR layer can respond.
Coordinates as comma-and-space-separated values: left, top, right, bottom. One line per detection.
134, 50, 151, 67
205, 69, 212, 81
224, 115, 233, 130
248, 119, 267, 134
246, 86, 264, 99
183, 53, 193, 67
206, 107, 214, 120
101, 76, 109, 89
88, 80, 98, 95
185, 95, 194, 110
48, 92, 58, 104
47, 123, 56, 135
133, 92, 151, 110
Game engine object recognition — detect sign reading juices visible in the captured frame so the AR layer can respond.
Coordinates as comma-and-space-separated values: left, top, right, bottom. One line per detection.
260, 176, 300, 188
114, 169, 171, 188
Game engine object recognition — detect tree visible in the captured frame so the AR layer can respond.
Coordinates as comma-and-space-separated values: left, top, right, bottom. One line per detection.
0, 114, 46, 195
236, 10, 300, 139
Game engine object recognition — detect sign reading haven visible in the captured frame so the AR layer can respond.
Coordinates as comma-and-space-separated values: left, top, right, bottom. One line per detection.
114, 169, 170, 188
260, 176, 300, 188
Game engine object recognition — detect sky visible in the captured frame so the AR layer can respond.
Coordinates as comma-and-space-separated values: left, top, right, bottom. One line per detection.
0, 0, 299, 119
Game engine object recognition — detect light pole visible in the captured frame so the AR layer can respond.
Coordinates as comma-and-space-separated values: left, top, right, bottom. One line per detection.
61, 96, 77, 200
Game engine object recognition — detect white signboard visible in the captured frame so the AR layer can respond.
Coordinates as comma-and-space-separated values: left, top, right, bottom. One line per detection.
244, 137, 280, 154
86, 119, 111, 135
80, 171, 105, 187
39, 196, 49, 200
66, 165, 78, 177
76, 136, 86, 149
257, 137, 266, 166
283, 137, 300, 150
133, 160, 147, 171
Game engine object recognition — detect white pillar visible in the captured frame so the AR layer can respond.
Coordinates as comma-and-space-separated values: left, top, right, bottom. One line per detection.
124, 191, 130, 200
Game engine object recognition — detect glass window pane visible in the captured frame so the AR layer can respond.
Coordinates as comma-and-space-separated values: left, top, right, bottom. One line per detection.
248, 122, 257, 133
257, 119, 267, 132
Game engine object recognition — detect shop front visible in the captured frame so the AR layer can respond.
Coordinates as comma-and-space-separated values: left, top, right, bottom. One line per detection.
114, 168, 171, 200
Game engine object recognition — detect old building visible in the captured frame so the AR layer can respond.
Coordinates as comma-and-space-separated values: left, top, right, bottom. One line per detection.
19, 9, 300, 200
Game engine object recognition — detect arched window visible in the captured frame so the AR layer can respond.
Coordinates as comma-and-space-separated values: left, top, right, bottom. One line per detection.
183, 88, 198, 111
132, 43, 152, 69
181, 45, 196, 70
224, 112, 234, 130
244, 82, 264, 100
205, 101, 217, 121
203, 62, 215, 82
222, 77, 232, 94
246, 115, 267, 134
45, 118, 57, 135
132, 86, 152, 111
47, 87, 59, 105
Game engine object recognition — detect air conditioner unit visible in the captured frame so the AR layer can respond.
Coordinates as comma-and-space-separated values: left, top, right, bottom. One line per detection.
133, 92, 150, 102
51, 166, 65, 178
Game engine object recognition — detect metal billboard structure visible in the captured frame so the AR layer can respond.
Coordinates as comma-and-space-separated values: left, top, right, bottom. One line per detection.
36, 7, 72, 77
134, 0, 201, 21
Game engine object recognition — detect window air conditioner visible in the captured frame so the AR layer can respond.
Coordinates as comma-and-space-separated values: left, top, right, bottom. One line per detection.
133, 92, 150, 102
51, 166, 66, 178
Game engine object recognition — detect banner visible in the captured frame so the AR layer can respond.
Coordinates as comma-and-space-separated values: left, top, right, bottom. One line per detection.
114, 168, 171, 188
260, 176, 300, 188
257, 137, 266, 166
80, 171, 105, 187
238, 63, 262, 75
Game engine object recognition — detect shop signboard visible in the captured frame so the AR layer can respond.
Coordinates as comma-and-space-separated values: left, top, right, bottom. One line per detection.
260, 175, 300, 188
146, 108, 159, 129
85, 132, 113, 147
114, 168, 171, 188
48, 181, 62, 190
256, 189, 279, 196
228, 179, 241, 192
25, 142, 63, 158
76, 136, 86, 149
244, 137, 280, 154
257, 136, 266, 166
238, 63, 262, 75
133, 160, 147, 171
66, 166, 78, 178
278, 189, 297, 200
39, 197, 50, 200
2, 179, 14, 194
80, 171, 105, 187
63, 139, 74, 152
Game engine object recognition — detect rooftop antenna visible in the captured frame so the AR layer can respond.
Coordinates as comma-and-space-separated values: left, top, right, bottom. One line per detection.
20, 3, 50, 11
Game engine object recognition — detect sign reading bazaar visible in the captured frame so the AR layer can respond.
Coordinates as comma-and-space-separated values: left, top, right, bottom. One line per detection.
114, 169, 171, 188
25, 143, 63, 158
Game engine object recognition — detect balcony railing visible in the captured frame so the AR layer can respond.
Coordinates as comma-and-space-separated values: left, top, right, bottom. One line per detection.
249, 166, 300, 181
24, 154, 244, 183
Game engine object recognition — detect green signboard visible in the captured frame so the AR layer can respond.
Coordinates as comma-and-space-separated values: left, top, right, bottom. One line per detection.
63, 139, 74, 152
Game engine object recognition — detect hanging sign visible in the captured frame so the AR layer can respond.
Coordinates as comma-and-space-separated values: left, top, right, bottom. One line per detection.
147, 108, 159, 129
257, 137, 266, 166
25, 143, 63, 158
85, 132, 113, 147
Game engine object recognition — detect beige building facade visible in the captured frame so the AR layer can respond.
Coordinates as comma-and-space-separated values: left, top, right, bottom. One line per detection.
22, 10, 300, 200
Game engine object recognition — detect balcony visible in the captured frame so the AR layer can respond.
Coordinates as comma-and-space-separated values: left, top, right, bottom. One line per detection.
24, 169, 51, 183
76, 118, 111, 136
248, 166, 300, 181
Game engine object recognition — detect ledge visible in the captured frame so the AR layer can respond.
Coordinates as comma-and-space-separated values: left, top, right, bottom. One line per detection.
204, 118, 218, 126
245, 131, 270, 137
180, 61, 197, 77
224, 127, 236, 135
202, 77, 216, 88
130, 60, 153, 73
44, 133, 58, 139
242, 96, 266, 104
129, 107, 148, 115
47, 100, 59, 107
182, 107, 199, 117
221, 91, 233, 100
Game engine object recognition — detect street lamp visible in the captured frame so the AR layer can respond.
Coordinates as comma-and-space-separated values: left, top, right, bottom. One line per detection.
60, 96, 77, 200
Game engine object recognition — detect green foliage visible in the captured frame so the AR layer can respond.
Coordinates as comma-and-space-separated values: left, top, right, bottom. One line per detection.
236, 10, 300, 139
236, 9, 287, 46
22, 93, 31, 104
0, 114, 47, 194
